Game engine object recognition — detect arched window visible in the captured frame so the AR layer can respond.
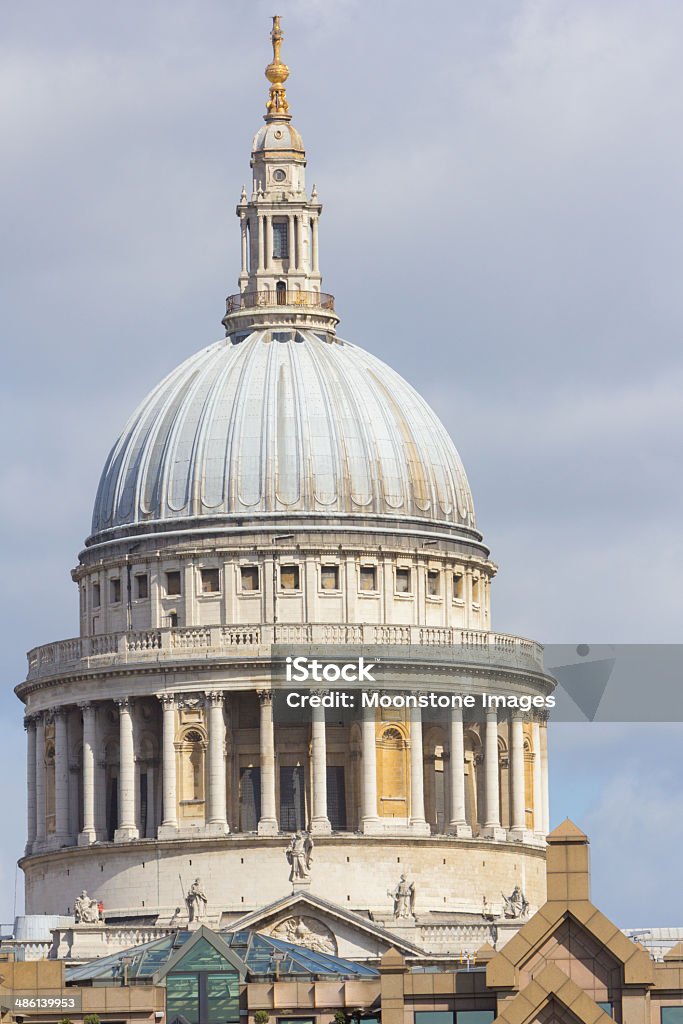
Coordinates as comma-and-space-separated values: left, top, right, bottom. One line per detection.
276, 280, 287, 305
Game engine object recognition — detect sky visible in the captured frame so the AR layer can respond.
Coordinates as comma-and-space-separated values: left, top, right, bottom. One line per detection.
1, 0, 682, 929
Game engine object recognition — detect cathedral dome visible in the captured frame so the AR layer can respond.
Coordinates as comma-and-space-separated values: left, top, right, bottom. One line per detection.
89, 329, 477, 541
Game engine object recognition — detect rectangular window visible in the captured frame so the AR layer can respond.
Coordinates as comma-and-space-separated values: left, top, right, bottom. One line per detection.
456, 1014, 495, 1024
327, 766, 347, 830
273, 220, 289, 259
92, 582, 101, 608
396, 567, 412, 594
167, 975, 199, 1024
239, 767, 261, 832
472, 576, 481, 604
240, 566, 260, 592
453, 572, 464, 601
166, 571, 181, 596
359, 565, 377, 591
279, 765, 305, 831
321, 564, 340, 590
427, 569, 440, 597
135, 573, 148, 599
200, 568, 220, 594
110, 577, 121, 604
415, 1014, 454, 1024
280, 564, 300, 590
662, 1011, 683, 1024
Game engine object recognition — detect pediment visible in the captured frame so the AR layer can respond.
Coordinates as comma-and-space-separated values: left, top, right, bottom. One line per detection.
226, 891, 423, 961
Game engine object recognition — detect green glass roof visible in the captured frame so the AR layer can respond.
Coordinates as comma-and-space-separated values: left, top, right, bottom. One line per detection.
65, 928, 378, 984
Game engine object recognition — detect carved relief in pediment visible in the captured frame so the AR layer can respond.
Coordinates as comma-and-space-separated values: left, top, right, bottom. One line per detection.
268, 915, 337, 955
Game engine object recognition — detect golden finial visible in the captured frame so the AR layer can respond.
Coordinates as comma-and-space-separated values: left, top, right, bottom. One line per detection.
265, 15, 290, 119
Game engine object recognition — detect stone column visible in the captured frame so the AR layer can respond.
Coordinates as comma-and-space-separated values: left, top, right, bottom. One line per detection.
448, 707, 471, 836
310, 699, 331, 834
25, 716, 37, 853
257, 690, 278, 836
360, 702, 380, 833
265, 215, 272, 271
540, 720, 550, 834
114, 698, 139, 841
206, 691, 228, 833
257, 215, 265, 272
482, 710, 505, 840
288, 213, 295, 266
158, 694, 178, 835
532, 718, 544, 838
240, 214, 248, 273
34, 713, 46, 845
54, 709, 70, 843
78, 703, 97, 846
311, 215, 320, 275
409, 705, 430, 835
510, 713, 527, 838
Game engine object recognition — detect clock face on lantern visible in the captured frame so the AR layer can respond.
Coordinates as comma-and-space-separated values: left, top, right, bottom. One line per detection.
273, 168, 286, 182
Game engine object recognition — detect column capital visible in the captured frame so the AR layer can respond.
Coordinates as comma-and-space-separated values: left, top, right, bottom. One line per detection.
257, 689, 273, 707
205, 690, 225, 708
24, 714, 38, 730
157, 692, 176, 711
78, 701, 95, 714
115, 697, 134, 712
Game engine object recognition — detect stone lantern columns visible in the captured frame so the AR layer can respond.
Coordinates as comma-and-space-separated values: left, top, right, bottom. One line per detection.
114, 698, 139, 842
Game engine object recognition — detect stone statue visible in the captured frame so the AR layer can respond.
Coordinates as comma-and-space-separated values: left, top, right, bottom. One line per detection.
73, 890, 100, 924
388, 874, 416, 919
502, 885, 529, 919
186, 878, 208, 922
286, 831, 314, 882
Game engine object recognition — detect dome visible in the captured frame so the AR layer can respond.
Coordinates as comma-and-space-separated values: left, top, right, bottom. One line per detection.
90, 330, 477, 540
252, 122, 304, 154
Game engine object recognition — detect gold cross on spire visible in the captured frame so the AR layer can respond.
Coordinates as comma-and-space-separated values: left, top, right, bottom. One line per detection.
265, 15, 290, 119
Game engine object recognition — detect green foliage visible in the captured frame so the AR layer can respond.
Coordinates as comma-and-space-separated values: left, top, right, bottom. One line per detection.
83, 1015, 101, 1024
334, 1012, 352, 1024
254, 1012, 270, 1024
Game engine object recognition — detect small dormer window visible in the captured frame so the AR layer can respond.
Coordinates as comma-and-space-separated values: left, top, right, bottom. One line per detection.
273, 220, 288, 259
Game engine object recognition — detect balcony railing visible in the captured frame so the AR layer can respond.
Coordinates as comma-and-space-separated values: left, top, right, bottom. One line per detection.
24, 624, 545, 681
225, 289, 335, 315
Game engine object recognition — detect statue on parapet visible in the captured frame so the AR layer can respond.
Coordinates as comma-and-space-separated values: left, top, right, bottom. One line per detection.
186, 878, 208, 923
502, 885, 529, 919
286, 831, 314, 882
389, 874, 416, 919
74, 890, 100, 924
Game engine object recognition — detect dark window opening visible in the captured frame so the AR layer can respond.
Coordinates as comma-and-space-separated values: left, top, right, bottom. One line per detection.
239, 767, 261, 831
396, 568, 412, 594
276, 280, 287, 304
427, 569, 440, 597
135, 574, 149, 600
166, 571, 181, 596
200, 568, 220, 594
110, 578, 121, 604
359, 565, 377, 591
279, 765, 305, 831
280, 564, 300, 590
327, 766, 347, 830
93, 582, 101, 608
453, 573, 464, 601
321, 564, 340, 590
273, 221, 288, 259
240, 566, 260, 592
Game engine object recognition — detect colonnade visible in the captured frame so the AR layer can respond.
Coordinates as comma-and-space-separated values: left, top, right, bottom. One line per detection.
23, 697, 550, 853
239, 211, 320, 277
